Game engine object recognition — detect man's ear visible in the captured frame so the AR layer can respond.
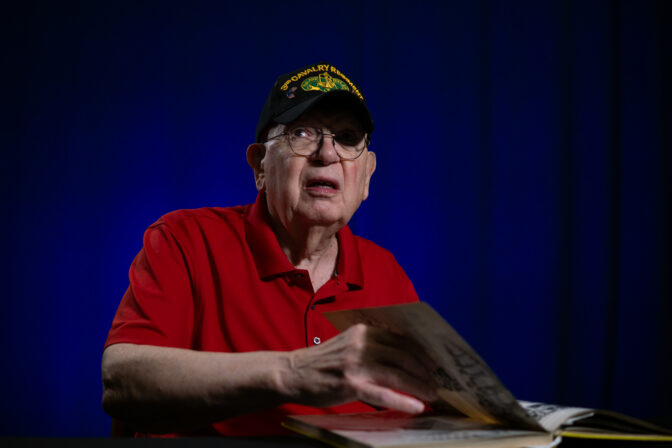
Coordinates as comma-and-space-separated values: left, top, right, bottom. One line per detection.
362, 150, 377, 201
246, 143, 266, 191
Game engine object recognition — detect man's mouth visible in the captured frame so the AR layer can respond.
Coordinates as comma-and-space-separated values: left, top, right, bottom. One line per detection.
307, 180, 337, 189
305, 177, 340, 192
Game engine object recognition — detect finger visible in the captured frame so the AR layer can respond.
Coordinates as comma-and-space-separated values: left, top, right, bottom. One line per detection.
363, 362, 438, 402
353, 381, 426, 414
364, 341, 435, 388
362, 329, 436, 388
369, 328, 436, 375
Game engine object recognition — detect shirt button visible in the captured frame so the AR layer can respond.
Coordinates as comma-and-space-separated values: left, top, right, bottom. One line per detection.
313, 337, 321, 345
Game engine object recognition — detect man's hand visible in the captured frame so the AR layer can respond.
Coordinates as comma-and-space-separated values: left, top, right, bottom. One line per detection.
279, 323, 437, 413
102, 325, 436, 433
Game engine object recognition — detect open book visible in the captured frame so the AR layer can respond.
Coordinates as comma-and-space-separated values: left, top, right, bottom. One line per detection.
283, 303, 672, 448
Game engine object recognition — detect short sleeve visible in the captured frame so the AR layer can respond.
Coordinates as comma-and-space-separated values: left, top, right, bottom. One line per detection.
105, 221, 195, 349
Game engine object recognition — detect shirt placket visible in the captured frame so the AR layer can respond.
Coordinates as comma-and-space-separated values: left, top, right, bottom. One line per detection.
288, 270, 349, 347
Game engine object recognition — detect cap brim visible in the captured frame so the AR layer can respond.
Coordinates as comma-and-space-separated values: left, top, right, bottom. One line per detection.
274, 91, 374, 134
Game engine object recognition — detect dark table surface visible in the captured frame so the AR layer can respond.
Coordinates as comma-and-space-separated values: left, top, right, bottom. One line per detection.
3, 436, 671, 448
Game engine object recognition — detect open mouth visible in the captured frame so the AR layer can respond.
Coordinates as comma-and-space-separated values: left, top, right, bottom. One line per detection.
306, 179, 339, 190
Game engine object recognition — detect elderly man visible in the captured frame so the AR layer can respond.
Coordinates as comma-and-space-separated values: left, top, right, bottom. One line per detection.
101, 62, 436, 437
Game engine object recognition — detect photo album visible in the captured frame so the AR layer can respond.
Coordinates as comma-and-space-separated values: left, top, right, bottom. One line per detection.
283, 303, 672, 448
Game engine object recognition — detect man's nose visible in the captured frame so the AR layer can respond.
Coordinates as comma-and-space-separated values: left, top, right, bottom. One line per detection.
313, 132, 340, 164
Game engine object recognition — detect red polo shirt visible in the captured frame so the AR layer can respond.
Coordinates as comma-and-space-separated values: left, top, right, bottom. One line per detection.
105, 193, 419, 436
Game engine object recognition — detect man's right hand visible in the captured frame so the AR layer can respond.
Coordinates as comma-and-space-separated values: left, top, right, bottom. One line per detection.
279, 323, 437, 413
102, 325, 436, 434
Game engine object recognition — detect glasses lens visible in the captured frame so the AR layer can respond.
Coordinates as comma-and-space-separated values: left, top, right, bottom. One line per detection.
334, 128, 366, 160
287, 126, 318, 155
287, 126, 367, 159
334, 129, 364, 147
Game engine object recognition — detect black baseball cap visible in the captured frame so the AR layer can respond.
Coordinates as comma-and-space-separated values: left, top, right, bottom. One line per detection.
255, 62, 374, 142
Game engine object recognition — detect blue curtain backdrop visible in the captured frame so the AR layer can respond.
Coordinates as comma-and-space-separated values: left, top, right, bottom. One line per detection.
2, 0, 670, 437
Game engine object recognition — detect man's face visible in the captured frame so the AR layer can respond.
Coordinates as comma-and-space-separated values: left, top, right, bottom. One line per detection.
248, 104, 376, 232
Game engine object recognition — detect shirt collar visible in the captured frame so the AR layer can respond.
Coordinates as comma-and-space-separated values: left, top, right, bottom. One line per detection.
244, 192, 364, 289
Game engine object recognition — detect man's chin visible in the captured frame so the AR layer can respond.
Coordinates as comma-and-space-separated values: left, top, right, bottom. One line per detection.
298, 210, 348, 229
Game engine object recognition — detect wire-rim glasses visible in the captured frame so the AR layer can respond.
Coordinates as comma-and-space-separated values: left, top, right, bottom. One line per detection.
265, 126, 369, 161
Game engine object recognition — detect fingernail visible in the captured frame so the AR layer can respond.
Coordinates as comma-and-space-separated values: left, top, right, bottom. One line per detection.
410, 400, 425, 414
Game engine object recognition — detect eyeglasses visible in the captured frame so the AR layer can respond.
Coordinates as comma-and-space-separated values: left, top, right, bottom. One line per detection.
265, 126, 369, 160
